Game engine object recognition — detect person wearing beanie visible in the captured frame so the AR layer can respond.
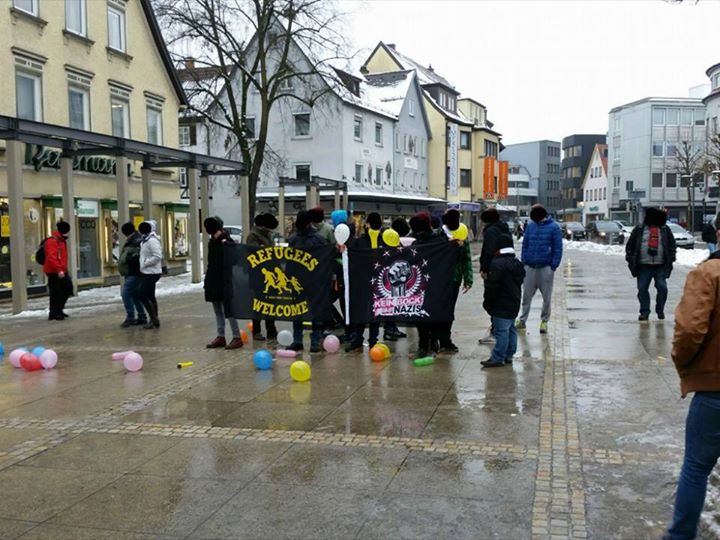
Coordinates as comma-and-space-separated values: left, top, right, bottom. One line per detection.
481, 234, 525, 367
137, 220, 163, 329
516, 204, 562, 334
203, 216, 243, 349
625, 207, 676, 321
44, 221, 73, 321
479, 207, 510, 276
436, 209, 473, 353
309, 207, 335, 244
118, 222, 147, 327
288, 210, 328, 352
245, 213, 279, 341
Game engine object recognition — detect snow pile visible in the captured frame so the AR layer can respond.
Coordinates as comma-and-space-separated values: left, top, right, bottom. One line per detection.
563, 240, 710, 268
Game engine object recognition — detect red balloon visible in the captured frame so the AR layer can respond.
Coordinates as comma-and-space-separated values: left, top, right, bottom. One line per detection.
20, 353, 42, 372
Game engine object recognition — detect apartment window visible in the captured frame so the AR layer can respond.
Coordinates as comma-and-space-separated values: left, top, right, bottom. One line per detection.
421, 138, 426, 158
652, 141, 664, 157
244, 116, 255, 139
666, 173, 677, 188
460, 169, 471, 188
146, 107, 163, 145
279, 77, 293, 91
354, 163, 363, 183
681, 109, 693, 126
412, 136, 418, 156
395, 131, 400, 153
294, 113, 310, 137
626, 181, 634, 192
107, 3, 127, 53
460, 131, 471, 150
68, 86, 90, 130
603, 187, 606, 199
484, 140, 498, 158
653, 108, 665, 126
614, 117, 621, 131
15, 71, 42, 121
652, 173, 663, 188
666, 143, 677, 158
111, 98, 129, 137
408, 136, 416, 156
353, 114, 363, 141
66, 0, 87, 36
295, 164, 310, 183
667, 108, 679, 125
179, 125, 191, 147
13, 0, 38, 15
375, 122, 383, 146
695, 110, 706, 126
375, 167, 383, 186
408, 99, 415, 117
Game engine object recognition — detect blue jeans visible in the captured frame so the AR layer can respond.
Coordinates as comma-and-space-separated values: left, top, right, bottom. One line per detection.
490, 316, 517, 363
666, 392, 720, 540
708, 243, 717, 254
121, 275, 146, 321
636, 265, 668, 317
293, 320, 323, 347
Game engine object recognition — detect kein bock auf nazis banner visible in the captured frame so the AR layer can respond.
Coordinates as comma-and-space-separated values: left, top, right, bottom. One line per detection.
223, 244, 336, 321
348, 242, 458, 324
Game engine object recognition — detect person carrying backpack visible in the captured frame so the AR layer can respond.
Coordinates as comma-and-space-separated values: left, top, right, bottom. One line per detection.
118, 222, 147, 327
43, 221, 73, 321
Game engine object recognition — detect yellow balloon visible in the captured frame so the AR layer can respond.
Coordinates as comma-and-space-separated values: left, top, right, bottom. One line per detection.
377, 343, 391, 359
382, 228, 400, 247
452, 223, 469, 241
289, 360, 311, 382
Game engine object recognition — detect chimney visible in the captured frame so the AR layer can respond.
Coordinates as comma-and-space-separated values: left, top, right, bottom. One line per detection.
184, 57, 195, 70
387, 43, 396, 49
428, 64, 434, 72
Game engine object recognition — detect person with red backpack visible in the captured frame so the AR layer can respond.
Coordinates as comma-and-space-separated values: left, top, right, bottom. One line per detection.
43, 221, 73, 321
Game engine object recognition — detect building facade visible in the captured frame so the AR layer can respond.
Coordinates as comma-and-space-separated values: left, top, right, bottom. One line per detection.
507, 165, 539, 216
704, 62, 720, 214
499, 140, 561, 214
0, 0, 188, 294
560, 134, 606, 221
607, 97, 706, 226
581, 144, 609, 224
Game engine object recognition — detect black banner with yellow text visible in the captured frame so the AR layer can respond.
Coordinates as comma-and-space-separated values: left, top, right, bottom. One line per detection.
224, 244, 336, 321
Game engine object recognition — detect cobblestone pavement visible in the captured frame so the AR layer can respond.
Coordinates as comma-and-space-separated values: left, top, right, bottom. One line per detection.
0, 246, 716, 539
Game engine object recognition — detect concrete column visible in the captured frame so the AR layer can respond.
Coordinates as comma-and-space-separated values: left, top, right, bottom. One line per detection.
334, 189, 340, 210
187, 167, 201, 283
278, 185, 286, 240
309, 184, 319, 208
116, 156, 130, 227
200, 173, 210, 271
61, 156, 78, 295
7, 140, 27, 314
342, 190, 349, 211
141, 166, 153, 219
240, 175, 251, 242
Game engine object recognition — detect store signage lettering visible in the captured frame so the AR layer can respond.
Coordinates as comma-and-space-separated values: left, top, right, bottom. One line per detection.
25, 145, 134, 176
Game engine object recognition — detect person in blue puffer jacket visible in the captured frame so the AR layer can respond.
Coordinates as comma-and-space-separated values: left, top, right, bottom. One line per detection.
516, 204, 563, 334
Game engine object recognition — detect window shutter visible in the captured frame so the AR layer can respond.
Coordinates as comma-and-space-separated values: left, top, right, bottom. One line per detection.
189, 124, 197, 146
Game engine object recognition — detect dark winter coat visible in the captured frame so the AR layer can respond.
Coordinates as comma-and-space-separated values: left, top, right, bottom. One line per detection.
118, 232, 142, 277
483, 253, 526, 319
625, 225, 677, 278
288, 229, 327, 249
245, 226, 274, 247
204, 220, 234, 303
480, 221, 510, 273
410, 229, 447, 246
521, 218, 563, 270
702, 223, 717, 243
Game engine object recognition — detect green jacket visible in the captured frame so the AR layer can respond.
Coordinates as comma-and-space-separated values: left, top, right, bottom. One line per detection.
453, 241, 473, 287
245, 227, 274, 247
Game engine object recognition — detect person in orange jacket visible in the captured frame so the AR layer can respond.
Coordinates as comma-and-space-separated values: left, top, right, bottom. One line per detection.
43, 221, 73, 321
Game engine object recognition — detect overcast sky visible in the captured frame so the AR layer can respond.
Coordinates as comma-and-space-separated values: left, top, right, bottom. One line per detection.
346, 0, 720, 145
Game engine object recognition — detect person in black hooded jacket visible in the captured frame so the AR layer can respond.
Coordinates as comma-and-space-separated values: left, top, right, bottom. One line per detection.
204, 216, 243, 350
479, 207, 510, 276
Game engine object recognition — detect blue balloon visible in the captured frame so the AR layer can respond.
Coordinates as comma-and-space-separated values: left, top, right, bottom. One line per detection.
31, 346, 45, 357
0, 342, 4, 356
253, 350, 273, 370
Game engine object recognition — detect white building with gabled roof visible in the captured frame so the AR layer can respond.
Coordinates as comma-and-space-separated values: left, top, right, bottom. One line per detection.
581, 144, 609, 224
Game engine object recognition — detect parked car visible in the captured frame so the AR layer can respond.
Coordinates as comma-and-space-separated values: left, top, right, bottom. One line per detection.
668, 223, 695, 249
224, 225, 243, 243
561, 221, 586, 241
615, 220, 634, 235
586, 220, 625, 245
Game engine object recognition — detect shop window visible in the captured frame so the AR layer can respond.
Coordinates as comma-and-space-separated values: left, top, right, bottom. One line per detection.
171, 213, 189, 258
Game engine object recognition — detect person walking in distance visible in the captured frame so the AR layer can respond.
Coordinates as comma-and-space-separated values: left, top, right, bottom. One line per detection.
245, 213, 279, 342
203, 216, 243, 349
118, 222, 147, 327
625, 207, 676, 321
664, 227, 720, 540
481, 234, 525, 368
43, 221, 73, 321
516, 204, 563, 334
138, 220, 162, 329
702, 216, 717, 255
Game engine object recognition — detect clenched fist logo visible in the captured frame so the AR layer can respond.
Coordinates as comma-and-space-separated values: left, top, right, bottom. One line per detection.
388, 260, 411, 297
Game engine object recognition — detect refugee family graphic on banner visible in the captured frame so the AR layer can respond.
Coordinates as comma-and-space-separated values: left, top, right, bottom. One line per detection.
347, 242, 458, 323
223, 244, 336, 321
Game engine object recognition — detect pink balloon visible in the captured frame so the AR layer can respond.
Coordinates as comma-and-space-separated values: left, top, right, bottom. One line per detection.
123, 352, 143, 372
276, 349, 297, 358
39, 350, 58, 370
112, 351, 133, 361
323, 335, 340, 353
9, 348, 28, 368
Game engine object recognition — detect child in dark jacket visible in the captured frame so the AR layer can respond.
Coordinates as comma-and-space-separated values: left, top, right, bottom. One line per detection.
481, 234, 526, 367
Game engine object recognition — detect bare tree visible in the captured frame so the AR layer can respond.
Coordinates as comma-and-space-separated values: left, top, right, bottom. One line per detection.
674, 140, 706, 230
154, 0, 351, 218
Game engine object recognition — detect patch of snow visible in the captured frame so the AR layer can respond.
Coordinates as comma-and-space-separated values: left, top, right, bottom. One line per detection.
563, 240, 710, 268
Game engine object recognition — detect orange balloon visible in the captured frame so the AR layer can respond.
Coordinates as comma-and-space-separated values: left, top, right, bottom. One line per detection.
369, 345, 386, 362
247, 321, 253, 332
240, 330, 250, 344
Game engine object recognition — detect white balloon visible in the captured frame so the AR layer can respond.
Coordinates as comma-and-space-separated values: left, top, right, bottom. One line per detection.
277, 329, 294, 347
334, 223, 350, 245
39, 350, 58, 370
